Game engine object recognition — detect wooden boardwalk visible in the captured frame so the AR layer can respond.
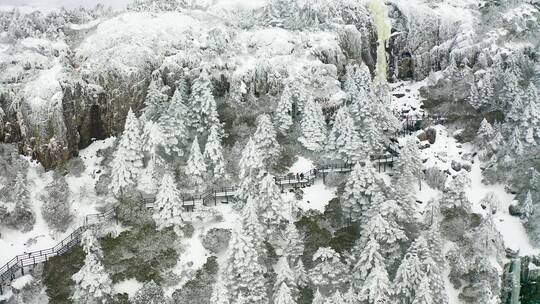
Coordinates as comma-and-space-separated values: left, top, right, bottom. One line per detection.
0, 209, 115, 293
145, 156, 395, 210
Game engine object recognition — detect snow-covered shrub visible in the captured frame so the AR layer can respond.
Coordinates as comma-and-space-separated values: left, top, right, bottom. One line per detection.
41, 174, 73, 232
132, 280, 166, 304
201, 228, 232, 254
5, 173, 36, 232
171, 257, 219, 304
424, 167, 447, 190
115, 196, 154, 227
6, 274, 48, 304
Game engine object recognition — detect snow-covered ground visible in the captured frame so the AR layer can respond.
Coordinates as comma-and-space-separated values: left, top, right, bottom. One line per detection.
0, 138, 115, 266
284, 156, 337, 212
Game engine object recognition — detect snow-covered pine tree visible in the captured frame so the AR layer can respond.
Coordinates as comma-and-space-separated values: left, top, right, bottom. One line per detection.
138, 153, 164, 195
109, 109, 144, 196
257, 173, 286, 235
424, 256, 448, 304
141, 120, 167, 160
294, 259, 308, 288
358, 259, 392, 304
359, 213, 407, 265
342, 287, 357, 304
185, 136, 207, 191
274, 282, 296, 304
152, 172, 183, 229
158, 85, 190, 156
309, 247, 348, 293
224, 197, 268, 303
393, 251, 425, 304
275, 85, 294, 134
274, 256, 297, 297
330, 290, 344, 303
282, 222, 304, 263
508, 126, 524, 156
312, 289, 325, 304
341, 161, 380, 223
254, 114, 281, 166
326, 105, 362, 162
143, 75, 167, 121
477, 118, 494, 156
189, 69, 220, 133
412, 279, 433, 304
344, 63, 372, 127
204, 124, 227, 180
10, 172, 35, 232
522, 190, 534, 221
236, 137, 265, 202
42, 175, 72, 232
468, 82, 482, 110
298, 97, 327, 152
393, 136, 423, 216
359, 115, 384, 155
351, 235, 385, 290
132, 280, 167, 304
71, 230, 113, 304
521, 83, 539, 145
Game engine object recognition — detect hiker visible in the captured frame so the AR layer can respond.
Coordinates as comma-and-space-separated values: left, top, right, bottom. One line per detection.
300, 173, 305, 180
296, 173, 300, 181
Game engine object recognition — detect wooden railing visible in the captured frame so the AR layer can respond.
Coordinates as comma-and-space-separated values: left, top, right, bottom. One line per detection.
0, 208, 115, 291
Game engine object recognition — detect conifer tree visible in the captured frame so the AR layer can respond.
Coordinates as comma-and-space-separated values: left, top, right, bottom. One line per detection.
358, 259, 392, 304
189, 70, 220, 133
186, 136, 207, 191
71, 230, 113, 304
309, 247, 348, 293
204, 124, 227, 180
522, 190, 534, 221
298, 97, 327, 152
138, 153, 164, 195
393, 136, 423, 216
274, 282, 296, 304
326, 105, 362, 162
257, 173, 286, 235
152, 173, 183, 229
341, 162, 380, 223
521, 83, 539, 144
312, 289, 325, 304
274, 256, 297, 297
275, 86, 294, 133
342, 287, 357, 304
283, 222, 304, 262
330, 290, 344, 304
110, 109, 144, 196
10, 172, 35, 232
424, 256, 448, 304
359, 213, 407, 265
159, 85, 190, 156
254, 114, 281, 166
143, 75, 167, 121
294, 259, 308, 288
393, 251, 424, 304
351, 235, 385, 289
224, 197, 267, 303
359, 115, 384, 155
477, 118, 494, 154
508, 127, 524, 156
236, 138, 265, 202
412, 279, 433, 304
141, 120, 167, 160
344, 63, 372, 127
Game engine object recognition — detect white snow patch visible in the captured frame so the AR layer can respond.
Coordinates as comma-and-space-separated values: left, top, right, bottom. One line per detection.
10, 274, 33, 290
466, 159, 540, 256
113, 278, 143, 298
288, 156, 314, 174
